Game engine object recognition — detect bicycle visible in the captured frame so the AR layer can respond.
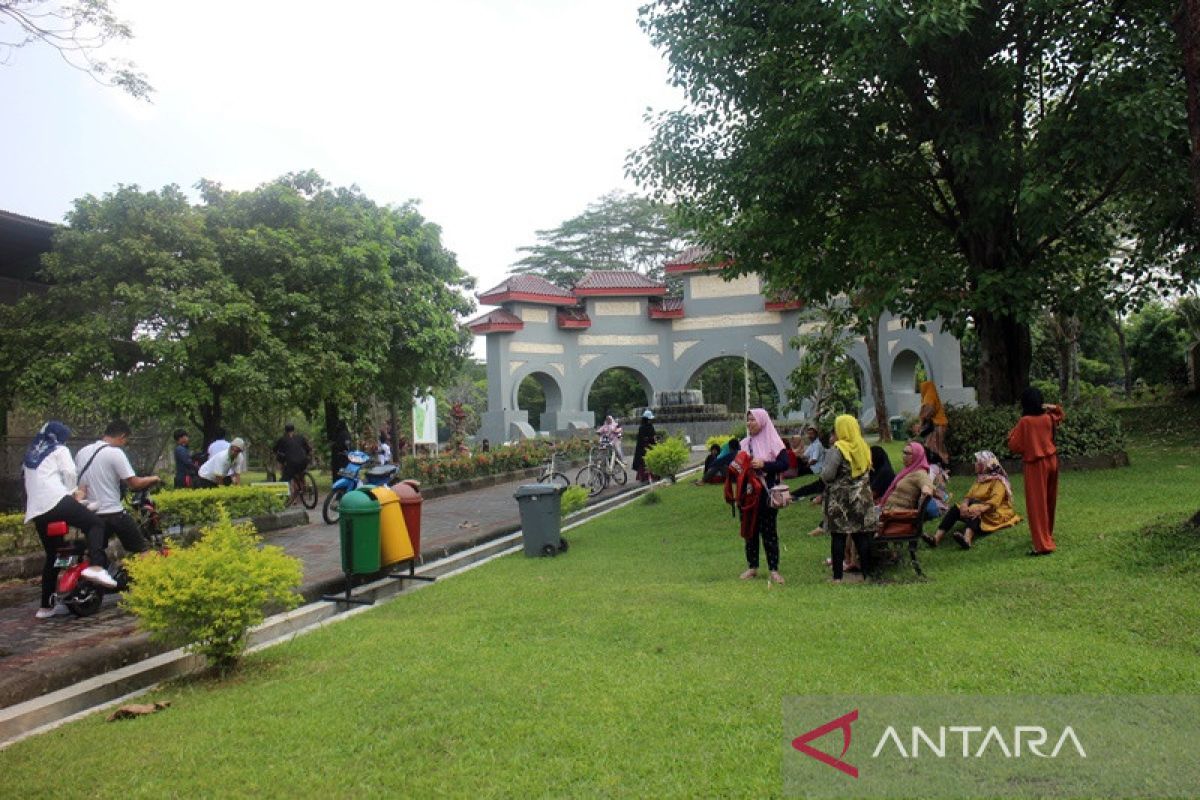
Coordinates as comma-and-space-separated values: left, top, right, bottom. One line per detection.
536, 446, 570, 490
290, 469, 319, 510
576, 441, 627, 497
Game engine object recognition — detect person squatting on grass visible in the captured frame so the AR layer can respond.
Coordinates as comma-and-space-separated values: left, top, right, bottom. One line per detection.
924, 451, 1021, 550
1008, 386, 1064, 556
821, 415, 875, 582
23, 422, 107, 619
738, 408, 790, 585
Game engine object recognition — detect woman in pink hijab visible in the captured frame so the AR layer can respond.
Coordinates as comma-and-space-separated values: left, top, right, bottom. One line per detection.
878, 440, 934, 513
738, 408, 791, 585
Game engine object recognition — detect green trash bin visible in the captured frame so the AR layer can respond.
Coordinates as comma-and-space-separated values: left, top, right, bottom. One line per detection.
338, 489, 381, 574
514, 484, 566, 557
889, 416, 907, 440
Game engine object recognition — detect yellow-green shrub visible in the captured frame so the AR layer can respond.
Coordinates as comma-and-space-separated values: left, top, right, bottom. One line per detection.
0, 512, 38, 557
706, 434, 738, 451
644, 435, 691, 482
153, 486, 286, 528
122, 508, 302, 673
560, 485, 589, 517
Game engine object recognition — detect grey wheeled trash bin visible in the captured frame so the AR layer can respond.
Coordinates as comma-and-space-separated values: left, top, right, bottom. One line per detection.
514, 484, 568, 557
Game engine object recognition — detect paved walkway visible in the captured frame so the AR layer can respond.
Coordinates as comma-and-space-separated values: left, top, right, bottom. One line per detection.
0, 461, 694, 709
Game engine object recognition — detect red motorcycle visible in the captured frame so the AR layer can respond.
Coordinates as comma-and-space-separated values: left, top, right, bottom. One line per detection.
49, 488, 167, 617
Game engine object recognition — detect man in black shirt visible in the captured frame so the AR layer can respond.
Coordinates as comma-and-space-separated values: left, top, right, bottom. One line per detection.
273, 424, 312, 505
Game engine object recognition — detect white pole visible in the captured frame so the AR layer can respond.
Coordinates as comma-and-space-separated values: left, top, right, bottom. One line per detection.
743, 344, 750, 413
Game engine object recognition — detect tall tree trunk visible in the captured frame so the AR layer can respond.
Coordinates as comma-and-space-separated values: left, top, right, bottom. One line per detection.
1174, 0, 1200, 225
866, 314, 891, 441
974, 310, 1032, 405
1111, 311, 1133, 396
198, 389, 223, 448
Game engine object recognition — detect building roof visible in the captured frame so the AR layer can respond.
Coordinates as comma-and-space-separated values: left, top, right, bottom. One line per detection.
556, 306, 592, 329
0, 209, 57, 285
648, 296, 685, 319
464, 308, 525, 335
477, 274, 576, 306
572, 270, 666, 297
663, 246, 730, 274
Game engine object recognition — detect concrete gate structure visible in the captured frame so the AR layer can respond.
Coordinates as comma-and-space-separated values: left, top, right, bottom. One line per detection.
466, 251, 975, 444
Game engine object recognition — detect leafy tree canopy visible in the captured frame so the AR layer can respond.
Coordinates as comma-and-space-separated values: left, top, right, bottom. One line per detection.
3, 172, 475, 441
631, 0, 1194, 404
512, 190, 689, 288
0, 1, 152, 98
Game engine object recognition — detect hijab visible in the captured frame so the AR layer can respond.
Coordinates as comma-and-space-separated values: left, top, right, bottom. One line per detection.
879, 441, 930, 506
741, 408, 786, 462
832, 414, 871, 478
23, 421, 71, 470
974, 450, 1013, 503
1020, 386, 1045, 416
868, 445, 896, 499
920, 381, 948, 426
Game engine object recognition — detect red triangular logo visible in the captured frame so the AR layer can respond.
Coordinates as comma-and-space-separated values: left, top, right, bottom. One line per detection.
791, 709, 859, 778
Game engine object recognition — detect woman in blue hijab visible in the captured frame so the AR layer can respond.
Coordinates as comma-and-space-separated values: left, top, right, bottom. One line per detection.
22, 422, 106, 619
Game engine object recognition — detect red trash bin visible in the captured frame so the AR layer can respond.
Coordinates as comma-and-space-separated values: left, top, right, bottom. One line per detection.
392, 479, 423, 557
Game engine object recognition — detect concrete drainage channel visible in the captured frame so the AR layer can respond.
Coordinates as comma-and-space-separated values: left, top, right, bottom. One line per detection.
0, 468, 696, 749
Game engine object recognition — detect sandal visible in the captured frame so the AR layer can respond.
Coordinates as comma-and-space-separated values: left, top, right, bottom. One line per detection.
739, 568, 759, 580
769, 571, 785, 585
953, 531, 971, 550
921, 533, 938, 548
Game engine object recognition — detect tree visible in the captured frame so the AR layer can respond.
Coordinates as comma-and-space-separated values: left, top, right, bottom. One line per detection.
1126, 301, 1190, 385
512, 191, 689, 288
784, 303, 858, 427
631, 0, 1193, 405
5, 173, 475, 445
0, 1, 152, 98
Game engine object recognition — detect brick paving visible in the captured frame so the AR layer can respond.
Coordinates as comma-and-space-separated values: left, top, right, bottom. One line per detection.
0, 461, 693, 708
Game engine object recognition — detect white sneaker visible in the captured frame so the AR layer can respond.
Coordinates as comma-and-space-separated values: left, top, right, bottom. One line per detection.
35, 603, 70, 619
81, 565, 118, 589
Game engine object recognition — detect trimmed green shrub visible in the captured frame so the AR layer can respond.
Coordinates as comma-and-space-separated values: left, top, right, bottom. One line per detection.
0, 512, 39, 557
400, 437, 591, 486
153, 486, 286, 528
560, 485, 589, 517
945, 403, 1126, 463
123, 508, 302, 674
644, 435, 690, 481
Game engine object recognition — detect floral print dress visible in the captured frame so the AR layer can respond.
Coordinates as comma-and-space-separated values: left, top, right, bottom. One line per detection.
820, 448, 876, 536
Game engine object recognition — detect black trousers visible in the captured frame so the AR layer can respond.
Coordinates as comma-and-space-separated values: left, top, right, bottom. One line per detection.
32, 496, 106, 607
831, 531, 873, 580
745, 503, 780, 571
937, 506, 983, 537
98, 511, 149, 557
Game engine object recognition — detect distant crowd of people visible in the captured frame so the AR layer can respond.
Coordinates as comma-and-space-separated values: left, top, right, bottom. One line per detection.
704, 382, 1063, 584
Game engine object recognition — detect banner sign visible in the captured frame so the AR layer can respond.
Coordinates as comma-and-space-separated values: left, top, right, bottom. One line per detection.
412, 395, 438, 445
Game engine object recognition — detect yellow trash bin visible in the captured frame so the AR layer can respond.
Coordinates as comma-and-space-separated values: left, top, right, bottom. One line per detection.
371, 486, 414, 565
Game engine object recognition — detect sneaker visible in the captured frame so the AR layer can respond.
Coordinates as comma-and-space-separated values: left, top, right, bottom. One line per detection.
81, 565, 118, 589
34, 603, 70, 619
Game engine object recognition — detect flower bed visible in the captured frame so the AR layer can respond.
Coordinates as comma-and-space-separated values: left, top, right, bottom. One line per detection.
399, 437, 591, 486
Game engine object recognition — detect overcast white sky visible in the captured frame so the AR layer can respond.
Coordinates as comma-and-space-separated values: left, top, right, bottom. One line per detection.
0, 0, 685, 352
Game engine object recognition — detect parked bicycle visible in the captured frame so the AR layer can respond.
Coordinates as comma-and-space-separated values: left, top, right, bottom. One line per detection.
576, 441, 627, 497
536, 445, 570, 490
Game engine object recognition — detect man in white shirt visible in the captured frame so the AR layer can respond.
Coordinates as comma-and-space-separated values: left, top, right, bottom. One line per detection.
206, 429, 246, 482
74, 420, 162, 589
197, 437, 247, 488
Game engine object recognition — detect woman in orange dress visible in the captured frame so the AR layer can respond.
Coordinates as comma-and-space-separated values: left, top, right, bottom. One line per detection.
917, 381, 950, 465
1007, 387, 1064, 556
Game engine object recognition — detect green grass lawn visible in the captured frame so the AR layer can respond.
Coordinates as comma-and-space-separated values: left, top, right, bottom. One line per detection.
4, 426, 1198, 797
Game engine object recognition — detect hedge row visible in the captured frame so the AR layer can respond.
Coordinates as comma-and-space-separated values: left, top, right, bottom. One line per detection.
945, 404, 1126, 464
0, 486, 286, 558
398, 437, 592, 485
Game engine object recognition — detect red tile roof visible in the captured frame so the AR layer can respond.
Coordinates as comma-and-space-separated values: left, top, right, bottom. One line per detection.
649, 296, 685, 319
477, 274, 576, 306
557, 306, 592, 329
464, 308, 525, 334
664, 246, 730, 274
573, 270, 666, 296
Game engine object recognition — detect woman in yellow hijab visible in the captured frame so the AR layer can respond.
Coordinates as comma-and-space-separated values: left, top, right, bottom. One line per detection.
821, 415, 875, 581
918, 381, 950, 464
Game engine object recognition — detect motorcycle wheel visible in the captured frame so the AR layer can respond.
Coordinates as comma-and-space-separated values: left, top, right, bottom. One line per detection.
322, 488, 345, 525
66, 584, 104, 617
